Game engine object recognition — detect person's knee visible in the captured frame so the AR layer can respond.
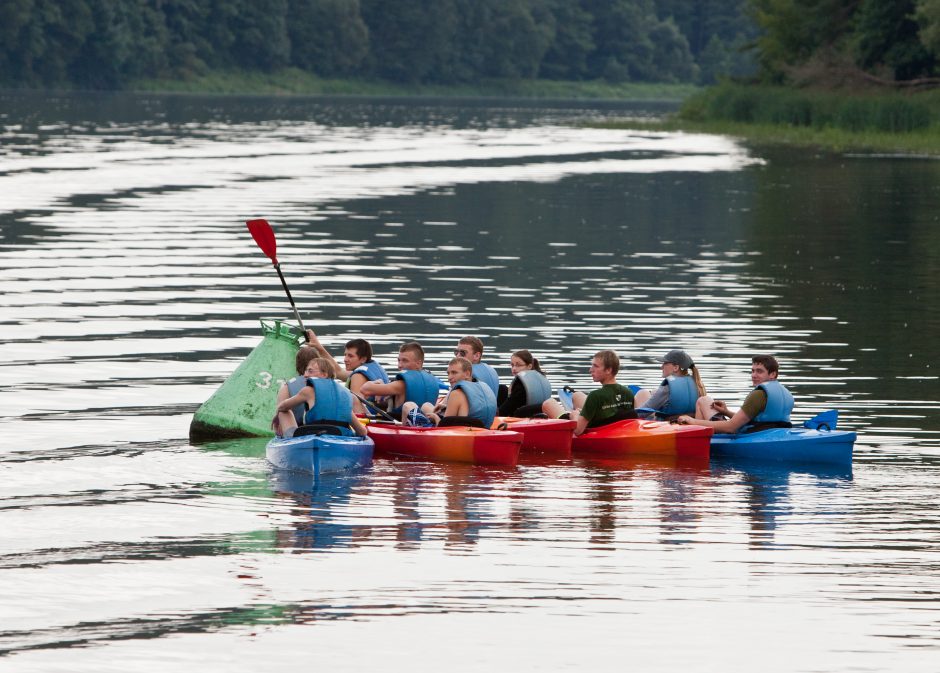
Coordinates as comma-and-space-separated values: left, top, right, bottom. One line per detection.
572, 391, 587, 409
634, 389, 651, 406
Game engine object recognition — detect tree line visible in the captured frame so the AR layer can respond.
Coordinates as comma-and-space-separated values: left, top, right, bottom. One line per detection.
753, 0, 940, 87
0, 0, 757, 89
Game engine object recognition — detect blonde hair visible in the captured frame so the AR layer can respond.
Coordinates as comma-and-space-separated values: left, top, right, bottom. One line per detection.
309, 357, 336, 379
449, 356, 473, 374
676, 364, 707, 398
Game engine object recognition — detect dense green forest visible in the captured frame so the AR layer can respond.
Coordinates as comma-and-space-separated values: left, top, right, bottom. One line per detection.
4, 0, 940, 93
753, 0, 940, 87
0, 0, 757, 89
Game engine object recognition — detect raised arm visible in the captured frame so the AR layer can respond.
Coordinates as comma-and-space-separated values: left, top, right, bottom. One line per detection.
304, 329, 349, 382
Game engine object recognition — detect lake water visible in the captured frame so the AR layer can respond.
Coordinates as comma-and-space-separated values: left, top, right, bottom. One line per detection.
1, 91, 938, 671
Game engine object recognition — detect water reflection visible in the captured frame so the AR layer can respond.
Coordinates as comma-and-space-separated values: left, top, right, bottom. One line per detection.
712, 458, 853, 548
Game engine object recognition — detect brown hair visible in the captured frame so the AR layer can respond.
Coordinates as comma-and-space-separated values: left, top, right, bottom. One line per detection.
295, 347, 319, 375
345, 338, 373, 361
512, 349, 543, 373
458, 336, 484, 356
449, 356, 473, 374
752, 354, 780, 376
594, 350, 620, 376
399, 341, 425, 364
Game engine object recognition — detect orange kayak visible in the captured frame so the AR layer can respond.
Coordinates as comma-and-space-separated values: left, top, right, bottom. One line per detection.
491, 416, 576, 458
571, 419, 712, 459
367, 422, 523, 466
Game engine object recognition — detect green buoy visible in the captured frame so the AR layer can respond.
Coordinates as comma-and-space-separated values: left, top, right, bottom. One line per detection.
190, 320, 303, 441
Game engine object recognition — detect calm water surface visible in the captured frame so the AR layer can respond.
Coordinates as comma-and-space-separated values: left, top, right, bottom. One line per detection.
1, 91, 938, 671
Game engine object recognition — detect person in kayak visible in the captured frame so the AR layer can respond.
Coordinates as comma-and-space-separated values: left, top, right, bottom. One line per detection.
542, 350, 637, 436
403, 356, 497, 428
455, 336, 505, 404
303, 329, 390, 414
676, 354, 794, 433
359, 341, 445, 421
632, 349, 708, 420
274, 357, 367, 438
272, 346, 320, 435
498, 349, 552, 417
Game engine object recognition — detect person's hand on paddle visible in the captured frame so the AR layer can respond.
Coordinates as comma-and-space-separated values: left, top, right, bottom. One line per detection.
304, 328, 322, 346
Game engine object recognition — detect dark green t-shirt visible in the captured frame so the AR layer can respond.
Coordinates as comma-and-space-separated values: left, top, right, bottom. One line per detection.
581, 384, 635, 426
740, 388, 768, 420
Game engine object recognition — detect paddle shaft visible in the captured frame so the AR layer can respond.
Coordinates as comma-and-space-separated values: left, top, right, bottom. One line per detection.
273, 262, 306, 334
351, 391, 399, 424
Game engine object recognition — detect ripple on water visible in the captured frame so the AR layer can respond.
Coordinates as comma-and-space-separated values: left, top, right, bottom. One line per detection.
1, 96, 939, 668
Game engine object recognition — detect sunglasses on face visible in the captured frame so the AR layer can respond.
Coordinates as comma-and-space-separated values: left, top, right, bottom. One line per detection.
454, 349, 470, 357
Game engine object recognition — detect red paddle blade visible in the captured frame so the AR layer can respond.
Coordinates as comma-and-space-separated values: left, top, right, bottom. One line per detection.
246, 218, 278, 264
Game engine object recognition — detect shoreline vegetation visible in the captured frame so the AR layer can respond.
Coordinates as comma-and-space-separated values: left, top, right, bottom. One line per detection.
11, 72, 939, 155
596, 82, 940, 155
129, 73, 940, 154
128, 69, 700, 102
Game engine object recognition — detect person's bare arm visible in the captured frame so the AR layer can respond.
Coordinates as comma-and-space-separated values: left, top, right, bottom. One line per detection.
360, 379, 405, 398
305, 330, 349, 381
277, 386, 314, 413
711, 400, 732, 418
573, 411, 589, 436
349, 414, 367, 436
444, 389, 469, 417
677, 408, 751, 433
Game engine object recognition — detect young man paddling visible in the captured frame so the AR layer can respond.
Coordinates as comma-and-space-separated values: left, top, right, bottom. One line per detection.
359, 341, 445, 422
304, 329, 390, 414
676, 355, 794, 433
542, 350, 637, 436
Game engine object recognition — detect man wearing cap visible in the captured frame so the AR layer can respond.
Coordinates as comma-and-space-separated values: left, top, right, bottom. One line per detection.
633, 349, 707, 420
677, 354, 794, 432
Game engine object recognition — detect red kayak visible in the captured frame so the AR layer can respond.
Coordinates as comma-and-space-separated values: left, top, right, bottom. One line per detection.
491, 416, 576, 458
367, 423, 523, 467
572, 419, 712, 459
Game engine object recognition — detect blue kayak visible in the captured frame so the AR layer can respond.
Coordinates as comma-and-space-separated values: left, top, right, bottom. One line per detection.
711, 410, 855, 466
266, 433, 374, 477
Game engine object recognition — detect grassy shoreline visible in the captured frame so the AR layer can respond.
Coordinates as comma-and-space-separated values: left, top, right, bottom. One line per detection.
592, 83, 940, 155
128, 68, 699, 102
591, 117, 940, 155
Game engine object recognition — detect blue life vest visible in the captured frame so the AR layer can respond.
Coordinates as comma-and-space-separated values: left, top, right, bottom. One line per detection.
753, 380, 794, 423
514, 370, 552, 406
472, 362, 500, 397
660, 375, 697, 416
349, 360, 390, 386
452, 380, 497, 428
304, 378, 354, 435
285, 376, 307, 425
397, 369, 444, 407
